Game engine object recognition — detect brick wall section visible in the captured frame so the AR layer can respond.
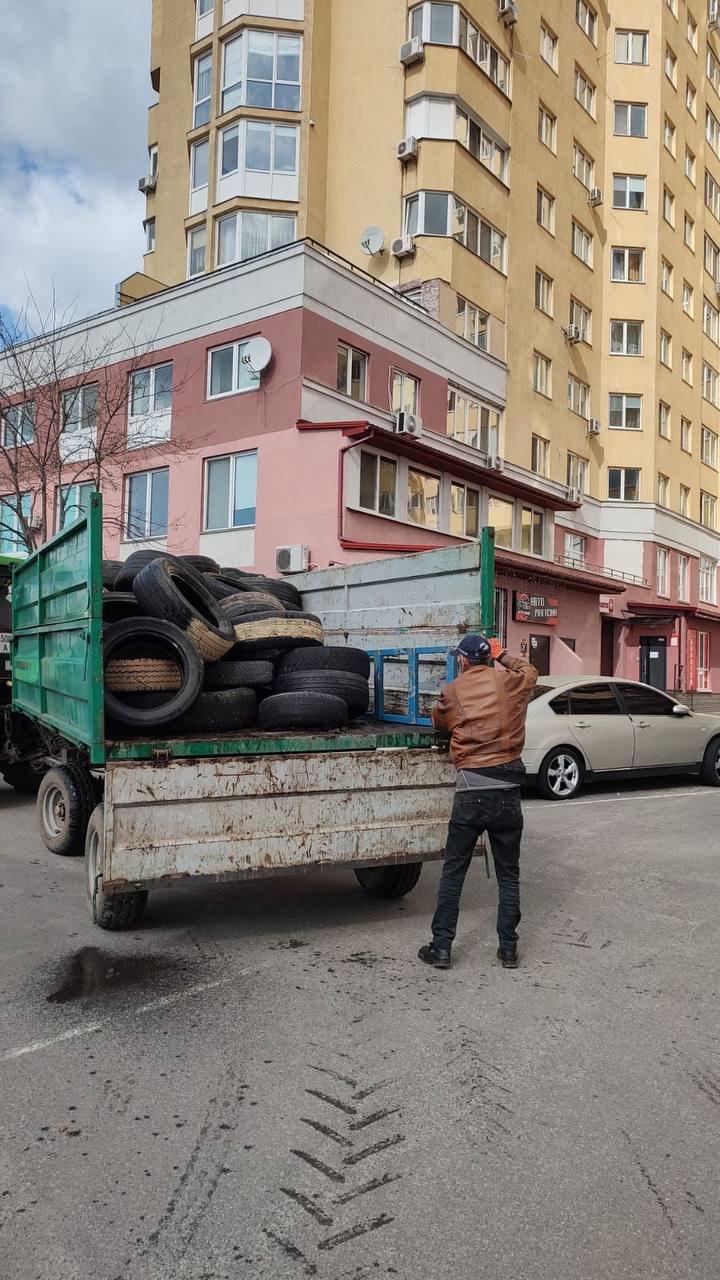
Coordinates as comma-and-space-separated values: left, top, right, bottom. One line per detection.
673, 692, 720, 715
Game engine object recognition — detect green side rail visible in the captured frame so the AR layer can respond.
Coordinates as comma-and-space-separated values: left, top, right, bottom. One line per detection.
12, 492, 106, 766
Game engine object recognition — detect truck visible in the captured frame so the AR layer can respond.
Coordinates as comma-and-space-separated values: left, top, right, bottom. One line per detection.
10, 494, 495, 931
0, 552, 48, 794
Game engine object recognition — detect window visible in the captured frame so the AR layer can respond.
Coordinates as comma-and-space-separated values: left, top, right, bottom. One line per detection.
706, 233, 720, 279
678, 555, 689, 601
455, 109, 509, 182
205, 451, 257, 530
665, 44, 677, 86
681, 418, 692, 453
615, 102, 647, 137
521, 506, 545, 556
359, 451, 397, 518
1, 401, 35, 448
698, 632, 711, 690
535, 268, 553, 315
569, 298, 591, 342
610, 320, 643, 355
487, 496, 514, 548
194, 53, 213, 127
455, 297, 488, 349
412, 2, 454, 44
700, 558, 717, 604
337, 344, 367, 402
661, 257, 674, 296
617, 684, 678, 716
658, 402, 671, 439
191, 138, 209, 192
704, 296, 720, 343
216, 210, 296, 265
0, 494, 30, 554
446, 391, 500, 452
208, 340, 261, 398
568, 375, 590, 418
224, 119, 298, 176
572, 142, 594, 189
576, 0, 597, 43
58, 483, 94, 532
198, 0, 213, 13
682, 349, 693, 384
702, 426, 719, 468
222, 30, 302, 113
706, 170, 720, 220
683, 279, 694, 314
687, 79, 698, 117
612, 247, 644, 282
707, 108, 720, 157
571, 219, 592, 266
680, 484, 691, 516
609, 393, 642, 430
657, 475, 669, 509
145, 218, 156, 253
404, 193, 506, 271
688, 13, 698, 50
130, 364, 172, 418
684, 214, 695, 250
125, 469, 169, 541
613, 174, 646, 210
685, 147, 696, 182
709, 45, 720, 94
187, 225, 206, 277
392, 369, 419, 416
701, 490, 717, 529
531, 434, 550, 475
615, 31, 648, 65
659, 330, 672, 368
569, 684, 622, 715
407, 467, 440, 529
564, 531, 586, 566
540, 23, 558, 70
567, 453, 587, 493
460, 17, 509, 90
450, 483, 480, 538
664, 116, 676, 154
662, 187, 675, 226
656, 547, 669, 594
608, 468, 640, 501
536, 185, 555, 232
62, 384, 98, 434
574, 67, 596, 116
222, 34, 244, 112
533, 353, 552, 397
703, 361, 719, 406
538, 103, 557, 151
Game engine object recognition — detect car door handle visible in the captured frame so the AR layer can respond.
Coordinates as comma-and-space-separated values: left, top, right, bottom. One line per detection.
635, 721, 651, 729
575, 721, 592, 729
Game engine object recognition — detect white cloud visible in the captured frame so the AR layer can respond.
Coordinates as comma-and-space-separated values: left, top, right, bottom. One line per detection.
0, 0, 152, 321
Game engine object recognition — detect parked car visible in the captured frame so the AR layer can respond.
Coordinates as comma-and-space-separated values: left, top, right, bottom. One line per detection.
523, 677, 720, 800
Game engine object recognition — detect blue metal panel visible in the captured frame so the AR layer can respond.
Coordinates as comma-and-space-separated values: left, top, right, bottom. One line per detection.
367, 646, 456, 726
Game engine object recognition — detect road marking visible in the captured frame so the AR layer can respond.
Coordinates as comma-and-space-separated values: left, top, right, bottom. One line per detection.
532, 788, 716, 810
1, 961, 273, 1064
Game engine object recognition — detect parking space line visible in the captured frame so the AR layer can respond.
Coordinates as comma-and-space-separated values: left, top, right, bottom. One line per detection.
532, 788, 716, 809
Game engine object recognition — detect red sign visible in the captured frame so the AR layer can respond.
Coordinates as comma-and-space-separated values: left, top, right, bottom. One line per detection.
599, 595, 615, 615
687, 629, 698, 690
513, 592, 559, 625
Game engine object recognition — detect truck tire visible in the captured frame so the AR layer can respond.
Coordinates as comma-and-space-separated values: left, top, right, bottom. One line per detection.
273, 670, 370, 717
278, 646, 371, 679
203, 660, 274, 691
1, 763, 46, 794
105, 657, 183, 693
700, 737, 720, 786
163, 688, 258, 734
258, 691, 348, 730
85, 805, 148, 930
133, 558, 234, 662
104, 618, 204, 729
354, 864, 422, 899
37, 765, 97, 857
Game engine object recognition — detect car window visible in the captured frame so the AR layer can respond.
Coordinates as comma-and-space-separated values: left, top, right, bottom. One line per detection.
616, 683, 677, 716
548, 692, 569, 714
568, 683, 622, 716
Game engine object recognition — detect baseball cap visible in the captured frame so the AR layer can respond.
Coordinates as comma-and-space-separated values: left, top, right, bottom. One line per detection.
452, 634, 492, 662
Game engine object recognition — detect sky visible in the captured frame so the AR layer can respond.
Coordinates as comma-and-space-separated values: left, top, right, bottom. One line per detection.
0, 1, 153, 328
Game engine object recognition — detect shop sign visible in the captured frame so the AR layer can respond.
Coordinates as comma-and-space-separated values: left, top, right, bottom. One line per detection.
513, 592, 559, 625
687, 629, 698, 690
599, 596, 615, 615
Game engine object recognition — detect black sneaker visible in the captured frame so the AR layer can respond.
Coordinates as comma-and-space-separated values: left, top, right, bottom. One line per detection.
418, 943, 452, 969
497, 946, 519, 969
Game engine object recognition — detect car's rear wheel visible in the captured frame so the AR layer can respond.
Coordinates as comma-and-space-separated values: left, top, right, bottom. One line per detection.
537, 747, 584, 800
700, 737, 720, 787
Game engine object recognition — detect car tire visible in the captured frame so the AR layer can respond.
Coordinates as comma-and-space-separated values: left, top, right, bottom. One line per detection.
354, 864, 422, 899
103, 618, 204, 729
273, 670, 369, 717
231, 615, 323, 652
105, 657, 184, 694
102, 559, 124, 590
103, 591, 145, 626
278, 646, 371, 679
132, 557, 234, 661
253, 578, 302, 610
86, 804, 148, 930
203, 660, 274, 691
37, 765, 97, 856
258, 691, 348, 730
221, 592, 287, 619
177, 554, 220, 576
162, 688, 258, 735
700, 737, 720, 786
113, 551, 164, 591
536, 747, 584, 800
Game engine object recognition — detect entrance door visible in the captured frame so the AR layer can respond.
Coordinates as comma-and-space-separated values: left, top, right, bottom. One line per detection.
640, 637, 667, 690
600, 617, 615, 676
530, 633, 550, 675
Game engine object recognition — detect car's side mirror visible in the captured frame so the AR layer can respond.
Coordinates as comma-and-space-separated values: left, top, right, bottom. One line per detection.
672, 703, 691, 717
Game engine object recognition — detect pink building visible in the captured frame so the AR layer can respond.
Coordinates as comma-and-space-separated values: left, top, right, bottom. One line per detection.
1, 243, 719, 693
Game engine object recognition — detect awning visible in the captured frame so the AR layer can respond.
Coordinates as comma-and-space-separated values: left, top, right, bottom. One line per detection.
624, 614, 676, 626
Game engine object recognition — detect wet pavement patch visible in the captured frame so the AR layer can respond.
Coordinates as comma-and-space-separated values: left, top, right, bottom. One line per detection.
46, 947, 196, 1005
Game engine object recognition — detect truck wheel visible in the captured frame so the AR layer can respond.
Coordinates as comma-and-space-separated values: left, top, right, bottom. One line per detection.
354, 863, 422, 899
86, 805, 148, 930
2, 764, 46, 794
37, 765, 97, 856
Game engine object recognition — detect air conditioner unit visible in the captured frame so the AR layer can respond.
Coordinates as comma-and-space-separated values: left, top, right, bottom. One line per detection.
275, 545, 310, 575
138, 174, 157, 194
566, 486, 583, 504
564, 324, 582, 344
399, 36, 424, 65
396, 136, 418, 163
394, 411, 423, 438
499, 1, 519, 25
487, 453, 505, 471
587, 187, 603, 207
391, 235, 416, 259
586, 418, 602, 436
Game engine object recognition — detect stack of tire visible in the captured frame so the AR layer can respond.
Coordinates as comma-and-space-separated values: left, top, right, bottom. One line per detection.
259, 646, 371, 731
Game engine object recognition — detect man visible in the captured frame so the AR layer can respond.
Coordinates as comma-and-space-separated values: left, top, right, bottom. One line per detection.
419, 634, 538, 972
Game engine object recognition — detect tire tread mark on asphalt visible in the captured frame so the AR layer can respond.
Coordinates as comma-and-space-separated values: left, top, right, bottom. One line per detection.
344, 1135, 405, 1166
305, 1088, 357, 1116
310, 1064, 358, 1089
333, 1172, 402, 1206
301, 1116, 353, 1146
688, 1067, 720, 1105
348, 1107, 399, 1132
263, 1228, 318, 1276
621, 1130, 677, 1236
280, 1186, 334, 1227
291, 1148, 346, 1184
317, 1213, 394, 1252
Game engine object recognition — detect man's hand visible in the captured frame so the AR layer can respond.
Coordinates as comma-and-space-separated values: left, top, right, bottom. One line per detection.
489, 637, 505, 661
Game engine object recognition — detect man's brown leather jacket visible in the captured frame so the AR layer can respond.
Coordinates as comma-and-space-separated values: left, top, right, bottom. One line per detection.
432, 652, 539, 769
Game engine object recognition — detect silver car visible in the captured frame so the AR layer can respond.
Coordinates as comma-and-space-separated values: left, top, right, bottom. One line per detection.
523, 677, 720, 800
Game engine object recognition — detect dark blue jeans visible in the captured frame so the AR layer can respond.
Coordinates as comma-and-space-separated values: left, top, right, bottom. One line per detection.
431, 789, 523, 950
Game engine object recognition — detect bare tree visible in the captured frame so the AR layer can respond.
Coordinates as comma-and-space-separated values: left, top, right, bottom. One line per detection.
0, 290, 197, 553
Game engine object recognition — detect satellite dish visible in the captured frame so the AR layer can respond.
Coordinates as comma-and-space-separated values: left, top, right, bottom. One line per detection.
360, 226, 386, 256
241, 336, 273, 373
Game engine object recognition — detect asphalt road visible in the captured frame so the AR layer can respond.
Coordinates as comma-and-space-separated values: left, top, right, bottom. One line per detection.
1, 776, 719, 1280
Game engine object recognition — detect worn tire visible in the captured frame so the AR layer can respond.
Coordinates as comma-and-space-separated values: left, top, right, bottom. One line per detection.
273, 670, 369, 717
133, 558, 234, 661
103, 592, 145, 626
37, 765, 97, 857
178, 554, 220, 576
232, 615, 323, 652
258, 691, 348, 730
221, 591, 286, 619
1, 763, 46, 794
254, 578, 302, 609
85, 804, 148, 930
102, 559, 123, 590
163, 688, 258, 734
354, 864, 422, 899
105, 657, 183, 693
204, 660, 274, 691
536, 747, 584, 801
203, 575, 246, 602
114, 551, 164, 591
104, 618, 204, 729
278, 646, 371, 679
700, 737, 720, 786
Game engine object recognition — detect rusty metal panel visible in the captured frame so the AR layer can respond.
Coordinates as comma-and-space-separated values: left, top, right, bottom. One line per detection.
103, 749, 456, 889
